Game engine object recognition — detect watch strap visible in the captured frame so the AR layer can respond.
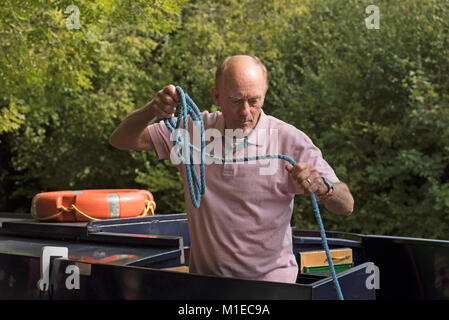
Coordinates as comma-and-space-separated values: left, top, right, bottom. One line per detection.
318, 177, 334, 201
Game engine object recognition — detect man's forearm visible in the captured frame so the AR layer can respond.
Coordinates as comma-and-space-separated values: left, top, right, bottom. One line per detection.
321, 182, 354, 215
110, 85, 180, 150
109, 102, 157, 150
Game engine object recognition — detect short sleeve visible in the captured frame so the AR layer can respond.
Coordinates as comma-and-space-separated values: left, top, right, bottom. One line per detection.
147, 119, 174, 160
287, 132, 339, 194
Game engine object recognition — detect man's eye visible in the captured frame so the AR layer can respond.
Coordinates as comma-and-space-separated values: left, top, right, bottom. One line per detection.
230, 98, 261, 106
249, 99, 259, 105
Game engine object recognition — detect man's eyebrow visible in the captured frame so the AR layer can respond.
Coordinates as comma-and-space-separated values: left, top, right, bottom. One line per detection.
229, 95, 262, 100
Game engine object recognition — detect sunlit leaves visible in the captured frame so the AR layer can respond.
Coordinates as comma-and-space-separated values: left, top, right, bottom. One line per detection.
0, 0, 184, 211
1, 0, 448, 240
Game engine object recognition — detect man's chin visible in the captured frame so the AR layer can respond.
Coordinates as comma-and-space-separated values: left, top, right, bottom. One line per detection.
239, 121, 254, 130
237, 125, 254, 135
225, 122, 254, 137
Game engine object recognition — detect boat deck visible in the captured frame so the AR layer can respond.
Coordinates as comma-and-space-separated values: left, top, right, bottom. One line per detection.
0, 212, 448, 299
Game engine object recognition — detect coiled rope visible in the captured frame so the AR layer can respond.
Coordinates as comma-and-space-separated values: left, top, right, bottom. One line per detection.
164, 86, 344, 300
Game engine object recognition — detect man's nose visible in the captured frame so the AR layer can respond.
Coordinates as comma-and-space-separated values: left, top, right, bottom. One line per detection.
240, 101, 251, 117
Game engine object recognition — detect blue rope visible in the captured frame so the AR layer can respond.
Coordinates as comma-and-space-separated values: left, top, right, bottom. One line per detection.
164, 86, 344, 300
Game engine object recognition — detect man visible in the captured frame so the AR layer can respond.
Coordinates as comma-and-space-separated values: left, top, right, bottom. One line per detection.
109, 55, 354, 283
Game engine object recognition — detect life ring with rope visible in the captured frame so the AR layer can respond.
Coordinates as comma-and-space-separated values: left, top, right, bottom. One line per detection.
30, 189, 156, 222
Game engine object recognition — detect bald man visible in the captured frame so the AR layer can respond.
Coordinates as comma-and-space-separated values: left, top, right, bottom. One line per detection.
109, 55, 354, 283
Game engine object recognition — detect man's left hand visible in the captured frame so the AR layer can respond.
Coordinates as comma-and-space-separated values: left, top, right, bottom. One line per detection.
285, 162, 328, 196
285, 162, 354, 215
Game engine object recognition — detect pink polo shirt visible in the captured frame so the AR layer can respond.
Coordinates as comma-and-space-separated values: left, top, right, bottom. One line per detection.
147, 110, 339, 283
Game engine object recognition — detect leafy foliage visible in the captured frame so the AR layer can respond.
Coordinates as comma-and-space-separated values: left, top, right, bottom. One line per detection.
1, 0, 448, 239
280, 0, 449, 238
0, 0, 184, 212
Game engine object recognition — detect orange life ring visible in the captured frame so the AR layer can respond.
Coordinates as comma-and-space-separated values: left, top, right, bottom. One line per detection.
30, 189, 156, 222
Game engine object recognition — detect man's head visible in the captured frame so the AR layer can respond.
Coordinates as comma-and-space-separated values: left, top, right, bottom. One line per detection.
212, 55, 268, 133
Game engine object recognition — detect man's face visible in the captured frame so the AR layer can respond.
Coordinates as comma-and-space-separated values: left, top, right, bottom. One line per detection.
212, 62, 267, 133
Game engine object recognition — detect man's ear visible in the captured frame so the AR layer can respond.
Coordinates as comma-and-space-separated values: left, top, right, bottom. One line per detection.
211, 87, 220, 107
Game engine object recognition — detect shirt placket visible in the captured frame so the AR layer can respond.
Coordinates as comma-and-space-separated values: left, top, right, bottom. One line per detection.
222, 138, 236, 176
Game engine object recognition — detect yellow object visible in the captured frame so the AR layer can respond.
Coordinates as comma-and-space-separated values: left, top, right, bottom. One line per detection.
299, 248, 353, 273
164, 266, 190, 273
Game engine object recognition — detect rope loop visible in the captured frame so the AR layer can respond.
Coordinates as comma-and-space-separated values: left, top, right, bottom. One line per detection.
164, 86, 206, 208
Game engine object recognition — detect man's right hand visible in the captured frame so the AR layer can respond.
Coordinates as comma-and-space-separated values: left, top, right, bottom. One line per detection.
109, 84, 180, 151
149, 84, 180, 119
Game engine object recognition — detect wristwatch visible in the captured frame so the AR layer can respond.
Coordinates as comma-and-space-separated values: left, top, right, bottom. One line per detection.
318, 177, 334, 201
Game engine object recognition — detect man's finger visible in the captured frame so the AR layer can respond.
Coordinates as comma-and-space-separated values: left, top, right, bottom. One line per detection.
161, 94, 177, 106
154, 104, 175, 118
161, 104, 176, 115
296, 163, 309, 171
165, 84, 180, 102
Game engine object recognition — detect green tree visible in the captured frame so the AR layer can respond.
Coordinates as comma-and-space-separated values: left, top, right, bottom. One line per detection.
2, 0, 448, 241
146, 0, 449, 238
0, 0, 184, 213
275, 0, 449, 238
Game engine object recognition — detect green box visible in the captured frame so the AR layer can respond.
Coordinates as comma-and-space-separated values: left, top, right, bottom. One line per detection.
303, 262, 354, 274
